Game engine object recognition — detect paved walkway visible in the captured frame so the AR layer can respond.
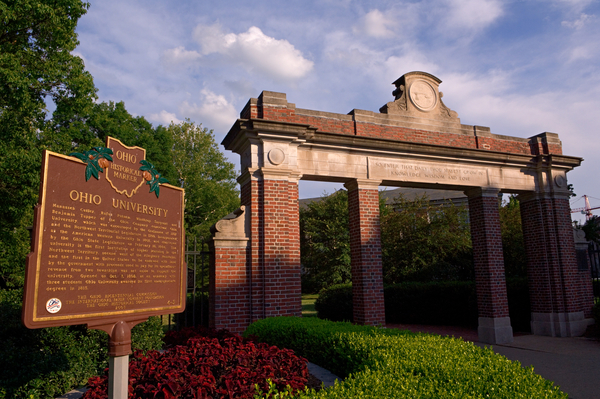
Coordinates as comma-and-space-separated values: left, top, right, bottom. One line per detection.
388, 323, 600, 399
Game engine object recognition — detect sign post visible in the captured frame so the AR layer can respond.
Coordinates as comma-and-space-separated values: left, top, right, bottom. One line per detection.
22, 137, 186, 398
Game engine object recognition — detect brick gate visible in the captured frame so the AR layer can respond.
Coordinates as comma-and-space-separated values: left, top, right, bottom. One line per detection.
210, 71, 594, 343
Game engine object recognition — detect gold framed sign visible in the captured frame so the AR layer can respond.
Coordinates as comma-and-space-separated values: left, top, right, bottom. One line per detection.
23, 137, 186, 329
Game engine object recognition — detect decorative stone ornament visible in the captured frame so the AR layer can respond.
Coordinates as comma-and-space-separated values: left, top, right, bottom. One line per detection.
380, 71, 459, 122
409, 79, 437, 111
268, 148, 286, 165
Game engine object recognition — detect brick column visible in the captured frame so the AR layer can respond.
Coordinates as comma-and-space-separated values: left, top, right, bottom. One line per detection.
240, 176, 264, 322
345, 179, 385, 326
209, 207, 250, 334
519, 193, 593, 336
466, 188, 513, 344
239, 171, 302, 322
262, 175, 302, 318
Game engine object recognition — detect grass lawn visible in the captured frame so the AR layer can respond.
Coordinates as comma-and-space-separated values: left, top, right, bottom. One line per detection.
302, 294, 318, 317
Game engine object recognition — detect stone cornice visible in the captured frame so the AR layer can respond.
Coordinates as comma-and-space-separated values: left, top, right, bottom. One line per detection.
304, 131, 581, 172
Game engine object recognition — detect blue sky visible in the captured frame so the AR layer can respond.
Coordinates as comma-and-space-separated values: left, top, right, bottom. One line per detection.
75, 0, 600, 221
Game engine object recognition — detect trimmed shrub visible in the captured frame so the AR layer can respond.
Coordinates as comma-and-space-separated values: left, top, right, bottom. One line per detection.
314, 283, 352, 322
245, 317, 567, 398
83, 326, 309, 399
0, 289, 164, 399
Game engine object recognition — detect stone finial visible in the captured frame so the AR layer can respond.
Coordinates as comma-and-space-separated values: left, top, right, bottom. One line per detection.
211, 206, 247, 239
380, 71, 459, 121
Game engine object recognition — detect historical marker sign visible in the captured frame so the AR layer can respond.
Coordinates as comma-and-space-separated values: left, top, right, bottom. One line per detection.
23, 137, 186, 329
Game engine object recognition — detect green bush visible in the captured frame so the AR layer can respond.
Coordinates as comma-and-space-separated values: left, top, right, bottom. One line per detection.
314, 283, 353, 322
0, 289, 164, 399
315, 279, 531, 331
245, 317, 567, 398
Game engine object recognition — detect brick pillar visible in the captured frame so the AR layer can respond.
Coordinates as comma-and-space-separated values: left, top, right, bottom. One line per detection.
240, 176, 264, 322
466, 188, 513, 344
345, 179, 385, 326
519, 193, 593, 336
262, 176, 301, 318
209, 207, 250, 334
239, 171, 302, 322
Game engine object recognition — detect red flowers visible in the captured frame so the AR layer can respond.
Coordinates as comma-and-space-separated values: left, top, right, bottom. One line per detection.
83, 327, 309, 398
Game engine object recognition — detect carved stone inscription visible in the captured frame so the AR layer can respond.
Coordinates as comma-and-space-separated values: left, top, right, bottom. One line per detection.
368, 157, 488, 186
24, 150, 185, 327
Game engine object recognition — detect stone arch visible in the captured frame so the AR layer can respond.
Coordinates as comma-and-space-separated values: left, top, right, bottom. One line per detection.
210, 71, 594, 343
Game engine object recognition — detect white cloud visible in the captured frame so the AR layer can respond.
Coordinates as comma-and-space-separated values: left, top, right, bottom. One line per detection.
191, 24, 314, 81
552, 0, 594, 13
562, 13, 595, 29
356, 9, 395, 38
179, 89, 238, 135
438, 0, 504, 32
148, 110, 182, 126
162, 46, 202, 66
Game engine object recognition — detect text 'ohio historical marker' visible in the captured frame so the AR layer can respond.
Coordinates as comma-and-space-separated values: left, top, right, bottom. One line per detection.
23, 137, 186, 333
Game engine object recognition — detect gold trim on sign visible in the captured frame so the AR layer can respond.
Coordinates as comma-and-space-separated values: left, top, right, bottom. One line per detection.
31, 150, 187, 324
33, 150, 51, 319
32, 305, 183, 322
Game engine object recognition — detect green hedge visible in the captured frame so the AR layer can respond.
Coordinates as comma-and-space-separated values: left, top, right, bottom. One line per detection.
315, 279, 531, 331
314, 283, 353, 322
0, 289, 164, 399
244, 317, 567, 398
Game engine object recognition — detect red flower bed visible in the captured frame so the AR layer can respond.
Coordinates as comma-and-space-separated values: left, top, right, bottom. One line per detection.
83, 327, 309, 398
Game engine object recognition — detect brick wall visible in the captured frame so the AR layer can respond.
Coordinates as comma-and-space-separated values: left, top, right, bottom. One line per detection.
240, 96, 562, 155
347, 183, 386, 325
262, 179, 301, 318
209, 244, 250, 335
240, 177, 301, 325
520, 195, 594, 316
467, 193, 510, 319
241, 179, 264, 322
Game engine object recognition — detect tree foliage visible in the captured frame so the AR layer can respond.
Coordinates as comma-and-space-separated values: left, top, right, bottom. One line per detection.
0, 0, 96, 289
581, 215, 600, 244
499, 195, 527, 278
300, 190, 351, 293
0, 1, 240, 288
168, 119, 239, 240
380, 194, 473, 284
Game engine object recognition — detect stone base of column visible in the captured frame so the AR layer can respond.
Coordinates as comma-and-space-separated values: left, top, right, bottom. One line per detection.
478, 317, 513, 344
531, 311, 594, 337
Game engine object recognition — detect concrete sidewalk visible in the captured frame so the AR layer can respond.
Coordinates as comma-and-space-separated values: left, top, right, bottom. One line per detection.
486, 335, 600, 399
389, 323, 600, 399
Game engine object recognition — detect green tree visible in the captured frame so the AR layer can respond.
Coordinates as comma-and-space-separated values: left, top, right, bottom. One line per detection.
300, 190, 351, 293
53, 101, 241, 240
582, 215, 600, 244
80, 101, 178, 183
168, 119, 239, 240
0, 0, 96, 289
499, 195, 527, 278
380, 194, 472, 284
